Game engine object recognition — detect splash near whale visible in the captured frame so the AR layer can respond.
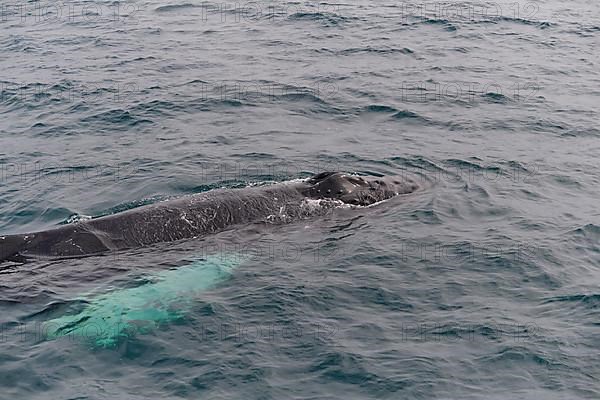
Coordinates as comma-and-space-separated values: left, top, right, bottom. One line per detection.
1, 172, 418, 263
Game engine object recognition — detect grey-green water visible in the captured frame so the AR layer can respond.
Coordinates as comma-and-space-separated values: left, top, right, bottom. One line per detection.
1, 0, 599, 398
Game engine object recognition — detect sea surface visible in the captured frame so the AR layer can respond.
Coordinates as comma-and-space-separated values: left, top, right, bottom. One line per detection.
1, 0, 599, 398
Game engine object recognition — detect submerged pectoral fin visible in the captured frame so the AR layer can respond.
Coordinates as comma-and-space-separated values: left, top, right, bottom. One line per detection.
43, 255, 243, 347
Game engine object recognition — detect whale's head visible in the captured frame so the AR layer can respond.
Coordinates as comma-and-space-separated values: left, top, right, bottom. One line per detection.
301, 172, 418, 206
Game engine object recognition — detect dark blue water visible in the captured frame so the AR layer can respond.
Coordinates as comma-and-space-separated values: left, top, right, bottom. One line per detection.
1, 0, 599, 398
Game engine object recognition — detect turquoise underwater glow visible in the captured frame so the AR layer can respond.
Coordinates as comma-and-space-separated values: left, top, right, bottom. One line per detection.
43, 255, 242, 347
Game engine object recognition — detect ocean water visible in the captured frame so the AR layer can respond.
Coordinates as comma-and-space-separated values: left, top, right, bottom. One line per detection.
1, 0, 599, 398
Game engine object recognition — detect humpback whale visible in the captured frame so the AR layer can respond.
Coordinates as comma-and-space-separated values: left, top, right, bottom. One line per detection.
0, 172, 418, 263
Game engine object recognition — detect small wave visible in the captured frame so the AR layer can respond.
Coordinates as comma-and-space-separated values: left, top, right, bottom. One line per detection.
525, 118, 569, 135
543, 293, 600, 306
482, 92, 509, 103
131, 100, 184, 116
550, 174, 582, 189
495, 16, 554, 30
196, 98, 244, 109
446, 158, 486, 172
409, 208, 442, 224
363, 105, 399, 113
339, 46, 415, 55
477, 346, 563, 368
0, 35, 41, 53
569, 24, 600, 37
567, 224, 600, 240
287, 12, 352, 26
357, 105, 438, 126
278, 91, 326, 104
390, 110, 430, 123
423, 322, 534, 341
81, 109, 154, 127
111, 56, 158, 67
155, 3, 201, 12
0, 81, 75, 109
416, 17, 458, 31
266, 90, 341, 116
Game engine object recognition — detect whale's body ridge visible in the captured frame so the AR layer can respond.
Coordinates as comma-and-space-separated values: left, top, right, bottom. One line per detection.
0, 172, 418, 263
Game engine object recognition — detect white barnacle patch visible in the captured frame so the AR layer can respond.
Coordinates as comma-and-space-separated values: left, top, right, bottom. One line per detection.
180, 212, 198, 229
301, 198, 350, 212
65, 238, 84, 253
265, 203, 292, 224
